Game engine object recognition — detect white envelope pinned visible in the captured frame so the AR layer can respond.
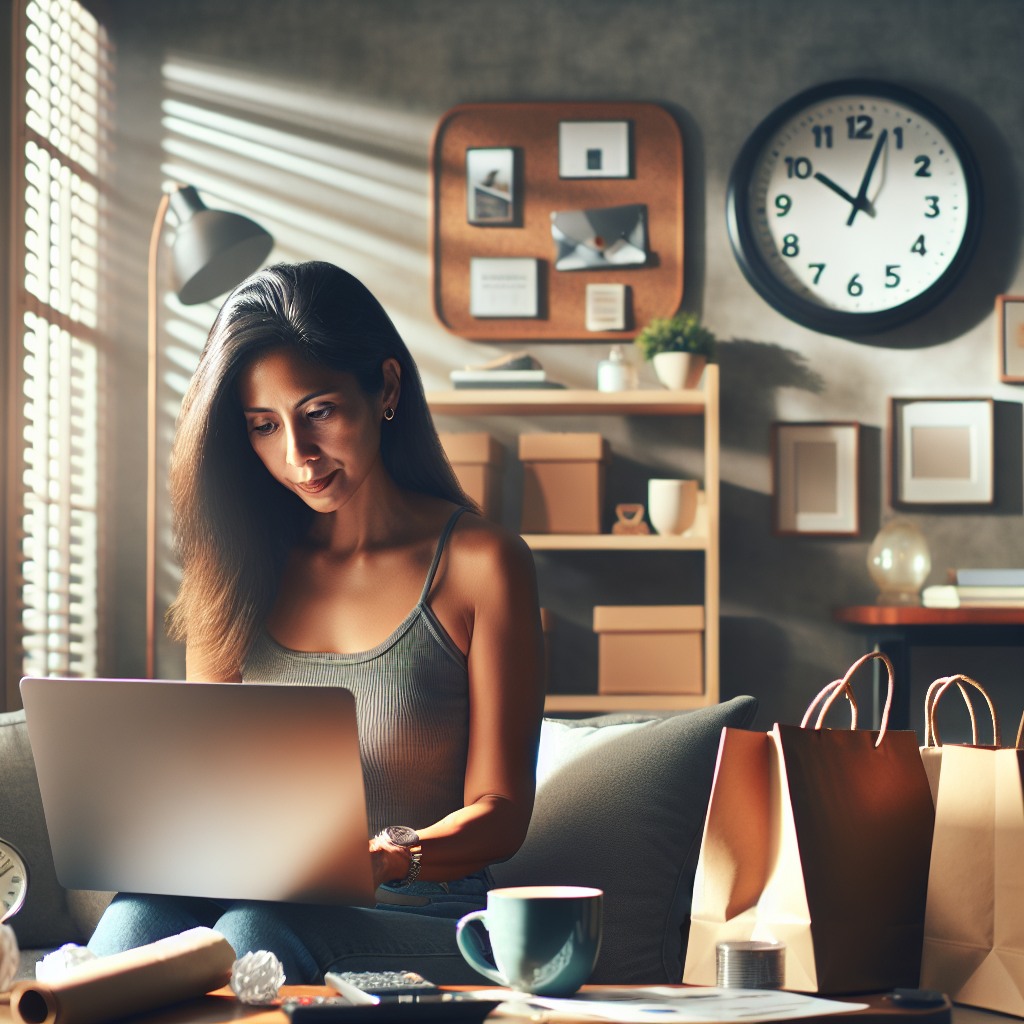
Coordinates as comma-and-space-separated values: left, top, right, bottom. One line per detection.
551, 204, 648, 271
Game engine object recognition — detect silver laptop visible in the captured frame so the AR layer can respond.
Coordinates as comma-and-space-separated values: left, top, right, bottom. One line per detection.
20, 677, 376, 907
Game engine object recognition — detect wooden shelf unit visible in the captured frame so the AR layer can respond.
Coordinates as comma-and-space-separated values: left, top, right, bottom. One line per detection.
425, 388, 705, 417
427, 366, 720, 714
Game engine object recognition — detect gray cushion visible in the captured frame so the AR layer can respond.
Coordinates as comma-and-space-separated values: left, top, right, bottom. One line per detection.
0, 710, 113, 947
490, 697, 758, 985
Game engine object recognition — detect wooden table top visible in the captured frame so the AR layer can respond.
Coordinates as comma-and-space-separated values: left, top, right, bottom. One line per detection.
0, 985, 953, 1024
834, 606, 1024, 626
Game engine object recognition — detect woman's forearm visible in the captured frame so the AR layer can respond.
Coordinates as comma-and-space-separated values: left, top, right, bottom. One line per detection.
417, 793, 532, 879
372, 793, 531, 885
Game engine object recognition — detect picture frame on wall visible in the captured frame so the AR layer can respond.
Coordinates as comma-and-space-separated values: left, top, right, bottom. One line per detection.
891, 398, 994, 505
997, 295, 1024, 383
772, 422, 860, 536
466, 148, 517, 226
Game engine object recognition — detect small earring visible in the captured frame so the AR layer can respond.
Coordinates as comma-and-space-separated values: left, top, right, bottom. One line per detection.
383, 406, 395, 421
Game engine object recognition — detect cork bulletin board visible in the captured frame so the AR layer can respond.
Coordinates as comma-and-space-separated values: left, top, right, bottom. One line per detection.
430, 102, 684, 342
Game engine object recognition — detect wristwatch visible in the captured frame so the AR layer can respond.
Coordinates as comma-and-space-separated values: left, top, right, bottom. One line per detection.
378, 826, 422, 886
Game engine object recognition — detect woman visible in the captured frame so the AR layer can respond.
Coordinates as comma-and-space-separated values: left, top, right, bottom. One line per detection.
88, 262, 545, 984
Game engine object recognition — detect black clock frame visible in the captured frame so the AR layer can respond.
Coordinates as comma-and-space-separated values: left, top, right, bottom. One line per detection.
726, 79, 983, 336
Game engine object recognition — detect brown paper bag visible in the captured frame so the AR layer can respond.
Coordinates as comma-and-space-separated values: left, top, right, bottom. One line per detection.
920, 675, 998, 805
920, 682, 1024, 1016
683, 652, 935, 993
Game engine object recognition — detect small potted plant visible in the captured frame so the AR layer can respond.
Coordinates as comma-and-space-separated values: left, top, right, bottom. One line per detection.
634, 313, 715, 390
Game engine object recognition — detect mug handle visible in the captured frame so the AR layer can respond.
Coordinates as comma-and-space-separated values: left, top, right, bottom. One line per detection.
455, 910, 507, 986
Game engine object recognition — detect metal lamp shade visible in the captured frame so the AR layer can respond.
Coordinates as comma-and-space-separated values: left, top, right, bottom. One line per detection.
169, 186, 274, 306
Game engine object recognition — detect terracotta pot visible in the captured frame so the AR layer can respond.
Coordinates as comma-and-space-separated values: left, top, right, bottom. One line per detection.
652, 352, 707, 389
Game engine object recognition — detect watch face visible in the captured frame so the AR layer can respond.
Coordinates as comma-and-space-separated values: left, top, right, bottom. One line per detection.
385, 826, 420, 848
728, 80, 981, 335
0, 839, 28, 922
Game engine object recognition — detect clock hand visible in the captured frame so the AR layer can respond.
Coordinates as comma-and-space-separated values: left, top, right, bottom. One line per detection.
814, 172, 876, 217
847, 128, 888, 227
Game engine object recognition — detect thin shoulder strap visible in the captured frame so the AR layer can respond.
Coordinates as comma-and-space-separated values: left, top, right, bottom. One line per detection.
419, 506, 469, 605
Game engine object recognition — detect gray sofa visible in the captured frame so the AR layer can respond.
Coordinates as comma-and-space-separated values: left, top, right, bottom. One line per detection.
0, 696, 757, 985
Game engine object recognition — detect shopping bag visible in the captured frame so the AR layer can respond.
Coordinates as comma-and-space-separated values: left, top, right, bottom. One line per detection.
683, 652, 935, 993
920, 682, 1024, 1015
920, 675, 998, 804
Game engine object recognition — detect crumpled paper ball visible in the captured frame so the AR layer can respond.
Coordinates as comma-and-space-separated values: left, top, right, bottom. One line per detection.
35, 943, 97, 983
230, 950, 286, 1005
0, 923, 20, 992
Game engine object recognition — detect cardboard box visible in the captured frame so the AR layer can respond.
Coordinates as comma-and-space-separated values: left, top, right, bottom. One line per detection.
438, 432, 503, 520
593, 605, 704, 694
519, 433, 611, 534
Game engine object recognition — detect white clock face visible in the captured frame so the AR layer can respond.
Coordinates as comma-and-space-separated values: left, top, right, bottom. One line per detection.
0, 840, 28, 922
749, 94, 971, 314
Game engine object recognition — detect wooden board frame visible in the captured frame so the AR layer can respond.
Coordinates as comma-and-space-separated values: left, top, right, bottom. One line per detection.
997, 294, 1024, 383
430, 102, 683, 341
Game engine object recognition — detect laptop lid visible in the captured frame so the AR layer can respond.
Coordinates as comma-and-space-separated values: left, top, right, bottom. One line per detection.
20, 677, 376, 907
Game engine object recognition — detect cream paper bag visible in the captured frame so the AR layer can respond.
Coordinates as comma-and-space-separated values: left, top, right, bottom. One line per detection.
920, 687, 1024, 1016
683, 652, 935, 993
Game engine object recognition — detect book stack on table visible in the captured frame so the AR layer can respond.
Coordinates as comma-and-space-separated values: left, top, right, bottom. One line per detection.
922, 569, 1024, 609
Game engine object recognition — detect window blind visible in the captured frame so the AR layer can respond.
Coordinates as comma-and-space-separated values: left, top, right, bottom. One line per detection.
7, 0, 111, 692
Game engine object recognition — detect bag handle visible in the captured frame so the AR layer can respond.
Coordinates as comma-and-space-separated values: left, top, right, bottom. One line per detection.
924, 677, 977, 746
927, 675, 999, 747
925, 677, 976, 747
799, 651, 894, 748
802, 678, 858, 731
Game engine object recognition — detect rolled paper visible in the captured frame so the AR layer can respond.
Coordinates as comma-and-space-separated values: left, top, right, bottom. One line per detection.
10, 927, 235, 1024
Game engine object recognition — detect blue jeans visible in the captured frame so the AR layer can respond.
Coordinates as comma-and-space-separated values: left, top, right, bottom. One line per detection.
87, 872, 493, 985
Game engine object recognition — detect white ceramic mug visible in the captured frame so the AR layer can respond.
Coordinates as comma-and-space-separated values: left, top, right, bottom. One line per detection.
648, 479, 698, 535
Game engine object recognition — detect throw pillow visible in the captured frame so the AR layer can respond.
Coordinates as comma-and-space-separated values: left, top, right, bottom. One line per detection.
489, 696, 758, 985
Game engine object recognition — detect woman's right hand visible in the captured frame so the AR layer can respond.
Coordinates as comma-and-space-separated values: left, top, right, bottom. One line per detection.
368, 834, 412, 889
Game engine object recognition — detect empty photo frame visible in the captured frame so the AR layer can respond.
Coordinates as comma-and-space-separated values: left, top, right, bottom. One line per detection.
997, 295, 1024, 383
773, 423, 859, 535
558, 121, 631, 178
892, 398, 994, 505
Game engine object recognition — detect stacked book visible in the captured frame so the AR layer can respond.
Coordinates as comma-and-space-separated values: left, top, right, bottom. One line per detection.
450, 351, 566, 390
922, 569, 1024, 609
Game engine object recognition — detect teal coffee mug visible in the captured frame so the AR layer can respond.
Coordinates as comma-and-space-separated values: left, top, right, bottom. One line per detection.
456, 885, 602, 996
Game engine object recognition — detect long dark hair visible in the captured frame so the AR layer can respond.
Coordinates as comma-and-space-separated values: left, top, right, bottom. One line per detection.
166, 261, 472, 674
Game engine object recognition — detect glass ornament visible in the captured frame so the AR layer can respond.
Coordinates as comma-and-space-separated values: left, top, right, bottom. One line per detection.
867, 519, 932, 605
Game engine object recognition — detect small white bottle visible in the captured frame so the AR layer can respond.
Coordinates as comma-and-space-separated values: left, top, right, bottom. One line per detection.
597, 345, 636, 392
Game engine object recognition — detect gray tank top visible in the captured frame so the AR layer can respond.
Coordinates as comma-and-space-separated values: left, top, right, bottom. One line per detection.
241, 507, 470, 837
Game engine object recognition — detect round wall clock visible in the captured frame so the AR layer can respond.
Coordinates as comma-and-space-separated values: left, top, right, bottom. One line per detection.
0, 838, 28, 922
727, 79, 982, 335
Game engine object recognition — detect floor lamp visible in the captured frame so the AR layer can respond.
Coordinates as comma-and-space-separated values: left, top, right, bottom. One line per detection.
147, 185, 274, 677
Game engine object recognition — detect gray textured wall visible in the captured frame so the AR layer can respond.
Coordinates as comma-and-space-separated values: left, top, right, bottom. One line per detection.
100, 0, 1024, 735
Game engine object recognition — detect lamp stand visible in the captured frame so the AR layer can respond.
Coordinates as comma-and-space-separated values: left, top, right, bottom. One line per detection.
146, 192, 170, 680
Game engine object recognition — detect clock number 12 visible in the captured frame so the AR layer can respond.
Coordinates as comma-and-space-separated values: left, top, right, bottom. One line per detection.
846, 115, 873, 139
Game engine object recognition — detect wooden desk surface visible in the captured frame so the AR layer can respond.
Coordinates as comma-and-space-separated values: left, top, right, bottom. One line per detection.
834, 606, 1024, 626
0, 985, 955, 1024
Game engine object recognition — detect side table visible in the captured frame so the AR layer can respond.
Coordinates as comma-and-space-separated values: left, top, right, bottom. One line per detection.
834, 607, 1024, 731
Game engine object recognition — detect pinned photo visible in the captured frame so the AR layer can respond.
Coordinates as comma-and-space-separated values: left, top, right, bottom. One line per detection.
466, 148, 516, 225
